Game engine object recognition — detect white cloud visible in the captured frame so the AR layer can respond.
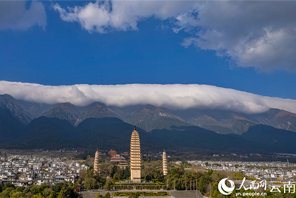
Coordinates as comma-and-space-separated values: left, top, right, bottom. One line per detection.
179, 1, 296, 71
0, 1, 46, 30
54, 0, 296, 71
1, 81, 296, 114
53, 0, 196, 33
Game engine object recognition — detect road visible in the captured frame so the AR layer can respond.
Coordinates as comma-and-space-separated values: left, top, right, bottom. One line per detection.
78, 189, 205, 198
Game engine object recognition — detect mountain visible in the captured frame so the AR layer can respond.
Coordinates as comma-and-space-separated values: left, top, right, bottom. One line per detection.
0, 94, 32, 124
242, 125, 296, 153
75, 103, 119, 126
122, 105, 190, 132
149, 126, 259, 152
75, 117, 170, 151
17, 100, 55, 119
11, 116, 170, 151
18, 116, 75, 149
150, 124, 296, 153
0, 109, 296, 154
243, 109, 296, 132
2, 93, 296, 140
0, 107, 25, 143
42, 103, 81, 125
172, 109, 256, 135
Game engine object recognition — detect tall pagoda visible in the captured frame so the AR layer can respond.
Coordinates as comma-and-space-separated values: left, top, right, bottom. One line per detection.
94, 150, 100, 174
130, 126, 141, 183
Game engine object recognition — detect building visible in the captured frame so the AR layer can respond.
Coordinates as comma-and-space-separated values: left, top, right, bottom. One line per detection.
111, 154, 127, 164
111, 154, 128, 168
163, 150, 168, 175
108, 149, 117, 158
130, 126, 141, 183
121, 152, 129, 157
94, 151, 100, 174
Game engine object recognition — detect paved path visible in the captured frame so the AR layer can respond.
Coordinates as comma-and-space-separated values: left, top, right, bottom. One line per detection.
170, 190, 204, 198
79, 190, 204, 198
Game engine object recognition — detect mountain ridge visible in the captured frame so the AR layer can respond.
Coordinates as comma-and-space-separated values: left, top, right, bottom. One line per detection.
2, 94, 296, 135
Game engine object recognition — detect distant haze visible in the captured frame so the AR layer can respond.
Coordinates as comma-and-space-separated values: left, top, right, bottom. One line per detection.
0, 80, 296, 114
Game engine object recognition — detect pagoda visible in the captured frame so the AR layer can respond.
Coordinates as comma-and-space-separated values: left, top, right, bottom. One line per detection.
163, 150, 168, 175
130, 126, 141, 183
94, 150, 100, 174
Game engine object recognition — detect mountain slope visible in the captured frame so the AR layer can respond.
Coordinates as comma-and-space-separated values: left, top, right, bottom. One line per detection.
75, 117, 169, 151
149, 126, 260, 152
242, 125, 296, 153
42, 103, 80, 125
243, 109, 296, 132
18, 117, 75, 149
0, 94, 32, 124
0, 107, 25, 143
75, 103, 118, 126
172, 109, 256, 135
17, 100, 55, 119
123, 105, 190, 132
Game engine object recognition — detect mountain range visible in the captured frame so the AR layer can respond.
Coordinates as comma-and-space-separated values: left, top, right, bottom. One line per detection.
1, 94, 296, 154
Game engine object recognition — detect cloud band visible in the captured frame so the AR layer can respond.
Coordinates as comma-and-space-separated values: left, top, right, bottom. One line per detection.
1, 81, 296, 114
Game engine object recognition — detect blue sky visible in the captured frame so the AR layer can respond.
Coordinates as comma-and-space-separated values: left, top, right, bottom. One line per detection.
1, 1, 296, 100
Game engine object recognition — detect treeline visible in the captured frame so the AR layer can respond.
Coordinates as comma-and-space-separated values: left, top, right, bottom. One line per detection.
78, 164, 130, 190
0, 182, 79, 198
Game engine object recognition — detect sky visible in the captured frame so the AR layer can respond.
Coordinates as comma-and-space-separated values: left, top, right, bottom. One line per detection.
0, 0, 296, 112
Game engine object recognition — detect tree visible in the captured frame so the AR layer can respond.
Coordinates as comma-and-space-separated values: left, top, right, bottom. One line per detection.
48, 191, 58, 198
30, 185, 40, 194
233, 172, 245, 180
104, 192, 111, 198
52, 183, 64, 192
123, 166, 130, 179
84, 178, 97, 189
57, 186, 72, 198
104, 180, 112, 191
10, 192, 26, 198
31, 193, 45, 198
43, 188, 53, 197
111, 165, 118, 178
4, 183, 15, 190
113, 173, 120, 182
97, 193, 104, 198
0, 187, 14, 198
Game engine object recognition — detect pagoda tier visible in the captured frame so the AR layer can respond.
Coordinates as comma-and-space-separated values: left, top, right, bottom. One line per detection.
130, 127, 141, 183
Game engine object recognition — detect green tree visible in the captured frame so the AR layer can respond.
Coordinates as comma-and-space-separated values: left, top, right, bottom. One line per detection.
122, 166, 130, 179
10, 191, 26, 198
57, 186, 72, 198
23, 187, 30, 194
4, 183, 15, 190
113, 173, 120, 182
52, 183, 64, 192
30, 185, 40, 195
43, 187, 53, 197
97, 193, 104, 198
233, 172, 245, 180
84, 178, 97, 189
104, 192, 111, 198
104, 180, 112, 191
31, 193, 45, 198
48, 191, 58, 198
111, 165, 118, 178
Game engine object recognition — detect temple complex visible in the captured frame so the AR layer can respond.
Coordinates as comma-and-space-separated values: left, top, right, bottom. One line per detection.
163, 150, 168, 175
130, 126, 141, 183
108, 149, 117, 158
94, 150, 100, 174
